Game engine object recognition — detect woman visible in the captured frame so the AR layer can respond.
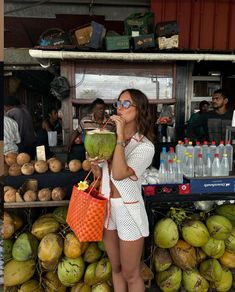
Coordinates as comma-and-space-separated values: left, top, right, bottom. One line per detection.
90, 89, 155, 292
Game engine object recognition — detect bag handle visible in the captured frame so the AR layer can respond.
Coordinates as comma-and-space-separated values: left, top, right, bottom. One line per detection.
84, 169, 101, 195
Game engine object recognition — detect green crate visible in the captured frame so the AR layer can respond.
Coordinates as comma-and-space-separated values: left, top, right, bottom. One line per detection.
124, 12, 154, 36
105, 35, 130, 51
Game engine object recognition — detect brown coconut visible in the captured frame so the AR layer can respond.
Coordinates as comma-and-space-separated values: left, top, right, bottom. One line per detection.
38, 188, 52, 201
23, 190, 37, 202
48, 159, 62, 173
4, 152, 17, 166
34, 160, 48, 173
51, 187, 66, 201
170, 239, 197, 271
219, 250, 235, 268
82, 159, 91, 171
154, 247, 173, 272
21, 163, 35, 175
4, 187, 17, 203
16, 152, 31, 165
8, 163, 22, 176
69, 159, 82, 172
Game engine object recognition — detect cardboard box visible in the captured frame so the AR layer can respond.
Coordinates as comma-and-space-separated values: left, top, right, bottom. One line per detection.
156, 21, 179, 37
190, 176, 235, 194
132, 33, 155, 50
105, 35, 130, 51
157, 34, 179, 50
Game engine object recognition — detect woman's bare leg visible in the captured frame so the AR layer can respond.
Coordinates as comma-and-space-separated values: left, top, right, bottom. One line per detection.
103, 228, 127, 292
120, 237, 145, 292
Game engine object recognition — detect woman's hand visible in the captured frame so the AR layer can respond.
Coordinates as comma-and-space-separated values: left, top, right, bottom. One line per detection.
86, 153, 102, 178
110, 115, 125, 141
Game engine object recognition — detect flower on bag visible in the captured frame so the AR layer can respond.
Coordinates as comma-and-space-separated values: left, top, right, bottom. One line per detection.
77, 180, 89, 191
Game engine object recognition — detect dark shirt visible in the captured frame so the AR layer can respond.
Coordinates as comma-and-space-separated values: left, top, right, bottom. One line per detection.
188, 110, 233, 144
6, 105, 36, 147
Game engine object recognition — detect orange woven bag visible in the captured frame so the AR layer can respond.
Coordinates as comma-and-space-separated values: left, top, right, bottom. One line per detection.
66, 176, 108, 242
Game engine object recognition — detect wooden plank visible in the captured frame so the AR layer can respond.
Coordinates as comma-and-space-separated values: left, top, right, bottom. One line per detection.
4, 200, 70, 209
71, 98, 176, 105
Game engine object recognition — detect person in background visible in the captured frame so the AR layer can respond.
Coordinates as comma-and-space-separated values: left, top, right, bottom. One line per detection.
90, 89, 155, 292
4, 115, 21, 154
186, 100, 209, 142
68, 98, 114, 162
4, 96, 36, 159
36, 108, 62, 158
188, 89, 233, 144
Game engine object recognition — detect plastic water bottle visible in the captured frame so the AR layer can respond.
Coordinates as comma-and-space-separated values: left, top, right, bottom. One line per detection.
203, 153, 212, 176
185, 154, 194, 178
168, 147, 176, 161
209, 141, 217, 163
182, 151, 189, 175
195, 153, 203, 177
158, 159, 167, 184
160, 147, 168, 170
176, 141, 186, 162
175, 159, 183, 183
202, 141, 209, 164
217, 141, 225, 161
212, 153, 221, 176
167, 160, 174, 183
220, 153, 229, 176
194, 141, 202, 165
187, 141, 194, 162
225, 140, 233, 171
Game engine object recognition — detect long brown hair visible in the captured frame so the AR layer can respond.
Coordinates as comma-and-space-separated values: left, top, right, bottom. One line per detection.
118, 89, 155, 142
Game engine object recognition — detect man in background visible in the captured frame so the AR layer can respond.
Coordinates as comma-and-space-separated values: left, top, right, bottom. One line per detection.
4, 96, 36, 159
188, 89, 233, 144
186, 100, 209, 142
4, 115, 21, 154
68, 98, 114, 161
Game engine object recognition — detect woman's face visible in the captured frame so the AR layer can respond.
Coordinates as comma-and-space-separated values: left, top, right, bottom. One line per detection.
117, 91, 137, 123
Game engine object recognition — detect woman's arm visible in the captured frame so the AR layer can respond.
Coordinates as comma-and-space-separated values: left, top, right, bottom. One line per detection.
110, 115, 134, 180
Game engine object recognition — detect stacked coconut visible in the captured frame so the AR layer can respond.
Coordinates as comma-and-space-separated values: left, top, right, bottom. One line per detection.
152, 204, 235, 291
4, 152, 91, 176
4, 208, 113, 291
4, 184, 67, 203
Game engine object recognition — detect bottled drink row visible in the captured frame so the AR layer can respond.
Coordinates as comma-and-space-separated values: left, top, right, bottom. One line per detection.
158, 140, 233, 184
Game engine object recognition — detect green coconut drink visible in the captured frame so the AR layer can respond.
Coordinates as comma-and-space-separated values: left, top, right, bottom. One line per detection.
84, 129, 117, 161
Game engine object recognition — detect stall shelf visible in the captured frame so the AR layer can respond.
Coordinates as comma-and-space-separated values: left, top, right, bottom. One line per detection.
4, 170, 87, 198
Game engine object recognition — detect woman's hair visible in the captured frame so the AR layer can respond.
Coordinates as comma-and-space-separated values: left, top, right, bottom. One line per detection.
118, 89, 155, 142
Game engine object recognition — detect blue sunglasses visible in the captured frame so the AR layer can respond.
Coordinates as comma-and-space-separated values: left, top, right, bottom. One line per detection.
113, 100, 136, 109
